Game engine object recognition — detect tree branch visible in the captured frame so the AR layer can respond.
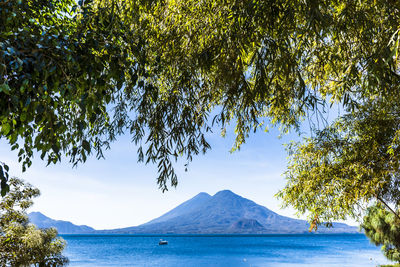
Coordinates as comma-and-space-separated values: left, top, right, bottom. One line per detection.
377, 196, 400, 221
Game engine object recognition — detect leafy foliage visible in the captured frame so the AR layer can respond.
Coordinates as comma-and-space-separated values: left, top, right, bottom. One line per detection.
276, 55, 400, 260
0, 0, 139, 172
1, 1, 400, 194
0, 161, 10, 196
362, 204, 400, 263
140, 0, 400, 146
0, 177, 68, 266
0, 0, 214, 191
277, 99, 400, 223
2, 0, 400, 260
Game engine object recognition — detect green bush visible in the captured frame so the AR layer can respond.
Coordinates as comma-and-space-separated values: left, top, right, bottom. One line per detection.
0, 177, 68, 266
362, 204, 400, 264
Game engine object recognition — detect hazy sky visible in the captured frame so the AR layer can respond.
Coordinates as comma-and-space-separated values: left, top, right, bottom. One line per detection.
0, 118, 353, 230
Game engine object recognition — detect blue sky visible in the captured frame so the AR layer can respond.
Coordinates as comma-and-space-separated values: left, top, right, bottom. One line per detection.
0, 115, 354, 229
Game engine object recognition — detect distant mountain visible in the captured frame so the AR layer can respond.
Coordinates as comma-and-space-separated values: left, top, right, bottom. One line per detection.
29, 191, 358, 234
105, 190, 358, 234
28, 212, 95, 234
143, 192, 212, 225
228, 218, 266, 233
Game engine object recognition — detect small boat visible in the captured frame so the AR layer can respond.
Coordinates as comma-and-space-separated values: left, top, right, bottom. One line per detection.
159, 239, 168, 245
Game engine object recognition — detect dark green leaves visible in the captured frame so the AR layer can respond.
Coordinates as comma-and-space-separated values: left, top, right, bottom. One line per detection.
0, 0, 141, 179
82, 140, 91, 154
0, 83, 10, 94
2, 0, 400, 195
361, 204, 400, 263
0, 163, 10, 197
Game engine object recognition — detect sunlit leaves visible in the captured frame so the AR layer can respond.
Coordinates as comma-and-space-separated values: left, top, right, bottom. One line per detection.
132, 0, 400, 190
0, 178, 68, 266
278, 100, 400, 227
1, 0, 400, 192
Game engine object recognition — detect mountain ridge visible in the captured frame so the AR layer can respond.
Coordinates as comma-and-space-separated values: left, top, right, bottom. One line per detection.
29, 190, 359, 234
103, 190, 358, 234
28, 211, 95, 234
143, 192, 212, 225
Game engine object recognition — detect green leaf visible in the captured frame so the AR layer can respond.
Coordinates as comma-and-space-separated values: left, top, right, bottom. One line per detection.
20, 112, 27, 122
1, 184, 9, 197
2, 123, 11, 135
0, 83, 11, 94
82, 140, 90, 153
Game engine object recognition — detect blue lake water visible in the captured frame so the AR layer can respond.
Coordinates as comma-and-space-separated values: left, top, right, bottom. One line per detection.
61, 234, 391, 266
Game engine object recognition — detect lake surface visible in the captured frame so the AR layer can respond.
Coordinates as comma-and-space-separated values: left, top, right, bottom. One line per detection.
61, 234, 390, 266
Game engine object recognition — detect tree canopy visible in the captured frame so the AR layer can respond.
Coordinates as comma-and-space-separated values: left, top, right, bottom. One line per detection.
1, 0, 400, 219
3, 0, 400, 263
0, 176, 68, 266
277, 98, 400, 223
1, 0, 139, 171
362, 203, 400, 263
